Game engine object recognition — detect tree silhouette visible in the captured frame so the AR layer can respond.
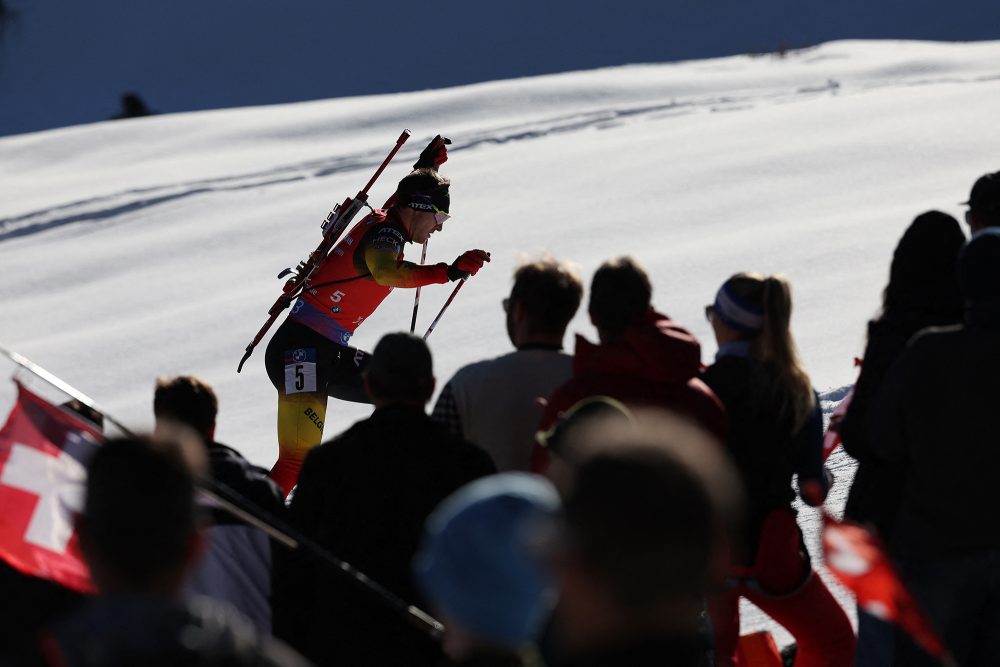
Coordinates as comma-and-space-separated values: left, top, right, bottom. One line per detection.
0, 1, 17, 44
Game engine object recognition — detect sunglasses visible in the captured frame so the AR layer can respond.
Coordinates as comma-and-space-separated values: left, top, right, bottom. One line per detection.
704, 304, 715, 322
432, 205, 450, 226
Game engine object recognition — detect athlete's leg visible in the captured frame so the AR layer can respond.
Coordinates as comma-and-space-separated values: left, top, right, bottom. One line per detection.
270, 392, 327, 495
264, 320, 335, 495
326, 345, 371, 403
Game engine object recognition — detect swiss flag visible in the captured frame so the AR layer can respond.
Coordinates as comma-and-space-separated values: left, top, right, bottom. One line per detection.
0, 381, 101, 593
822, 512, 947, 661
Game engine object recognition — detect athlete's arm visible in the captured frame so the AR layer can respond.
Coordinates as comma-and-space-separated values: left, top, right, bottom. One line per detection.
364, 235, 449, 288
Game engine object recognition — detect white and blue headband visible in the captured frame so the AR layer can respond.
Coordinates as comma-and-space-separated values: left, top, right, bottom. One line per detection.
713, 283, 764, 335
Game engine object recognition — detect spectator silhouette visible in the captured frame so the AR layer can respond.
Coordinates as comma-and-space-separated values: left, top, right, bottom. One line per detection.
6, 436, 305, 666
111, 92, 155, 120
543, 410, 740, 667
153, 375, 284, 632
962, 171, 1000, 233
272, 332, 496, 667
533, 256, 726, 473
869, 228, 1000, 667
433, 256, 583, 471
701, 272, 855, 667
837, 212, 964, 664
414, 472, 560, 666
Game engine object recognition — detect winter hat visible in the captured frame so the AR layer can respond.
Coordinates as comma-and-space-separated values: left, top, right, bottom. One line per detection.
712, 280, 764, 335
959, 229, 1000, 330
414, 473, 560, 646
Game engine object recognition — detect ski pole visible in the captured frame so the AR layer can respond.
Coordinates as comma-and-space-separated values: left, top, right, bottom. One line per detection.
409, 241, 428, 333
1, 344, 445, 640
423, 278, 466, 340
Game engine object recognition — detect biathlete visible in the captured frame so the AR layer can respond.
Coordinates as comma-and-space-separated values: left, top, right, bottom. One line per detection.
264, 145, 490, 493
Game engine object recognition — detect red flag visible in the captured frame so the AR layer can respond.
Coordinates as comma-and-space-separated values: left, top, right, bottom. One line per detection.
0, 381, 101, 592
822, 512, 947, 660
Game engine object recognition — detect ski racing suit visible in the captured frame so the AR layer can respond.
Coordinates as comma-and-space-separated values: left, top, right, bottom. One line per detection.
264, 208, 450, 493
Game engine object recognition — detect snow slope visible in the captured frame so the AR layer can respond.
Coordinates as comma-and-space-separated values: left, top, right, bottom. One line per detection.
3, 0, 1000, 136
2, 39, 999, 641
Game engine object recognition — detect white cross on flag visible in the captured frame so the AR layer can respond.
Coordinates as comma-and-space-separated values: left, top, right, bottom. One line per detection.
0, 381, 100, 592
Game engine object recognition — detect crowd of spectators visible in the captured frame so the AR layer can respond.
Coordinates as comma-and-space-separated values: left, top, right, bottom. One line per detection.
2, 171, 999, 666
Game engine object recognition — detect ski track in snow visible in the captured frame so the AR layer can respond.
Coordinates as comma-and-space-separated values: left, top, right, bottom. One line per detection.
3, 66, 996, 243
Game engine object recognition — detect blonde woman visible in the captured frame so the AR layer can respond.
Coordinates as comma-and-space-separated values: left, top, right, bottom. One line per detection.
702, 273, 855, 667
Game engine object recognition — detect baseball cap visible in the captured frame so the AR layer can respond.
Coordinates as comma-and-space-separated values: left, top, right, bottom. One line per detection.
961, 171, 1000, 212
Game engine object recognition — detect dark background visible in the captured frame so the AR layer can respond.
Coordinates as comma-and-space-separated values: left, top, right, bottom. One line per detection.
1, 0, 998, 136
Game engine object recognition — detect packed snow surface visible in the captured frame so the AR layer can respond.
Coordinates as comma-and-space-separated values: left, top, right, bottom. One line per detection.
3, 39, 999, 641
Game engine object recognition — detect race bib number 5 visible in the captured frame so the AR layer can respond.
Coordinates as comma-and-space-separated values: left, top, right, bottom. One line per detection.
284, 348, 318, 394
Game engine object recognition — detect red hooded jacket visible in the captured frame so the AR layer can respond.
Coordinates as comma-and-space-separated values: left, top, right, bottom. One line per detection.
532, 309, 727, 472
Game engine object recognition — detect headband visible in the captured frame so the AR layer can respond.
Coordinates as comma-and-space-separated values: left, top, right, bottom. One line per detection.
405, 188, 450, 215
713, 283, 764, 335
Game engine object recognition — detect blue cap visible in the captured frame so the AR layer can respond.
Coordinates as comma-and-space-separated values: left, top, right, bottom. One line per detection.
414, 473, 560, 646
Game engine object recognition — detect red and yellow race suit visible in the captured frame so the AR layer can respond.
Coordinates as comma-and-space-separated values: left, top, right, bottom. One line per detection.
264, 209, 449, 494
291, 209, 449, 342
